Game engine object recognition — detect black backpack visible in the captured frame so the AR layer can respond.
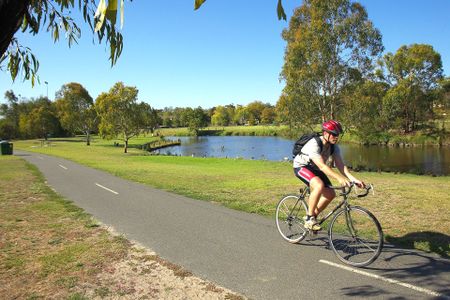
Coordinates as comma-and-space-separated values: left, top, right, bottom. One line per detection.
292, 132, 334, 157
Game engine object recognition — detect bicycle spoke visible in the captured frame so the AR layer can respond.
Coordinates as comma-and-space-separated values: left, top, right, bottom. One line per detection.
329, 206, 383, 267
276, 195, 308, 244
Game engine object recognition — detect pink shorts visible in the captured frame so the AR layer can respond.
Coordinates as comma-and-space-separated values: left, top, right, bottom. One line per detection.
294, 166, 332, 187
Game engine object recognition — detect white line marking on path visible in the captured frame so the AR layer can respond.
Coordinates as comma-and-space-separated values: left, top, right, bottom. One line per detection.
95, 183, 119, 195
37, 156, 44, 160
319, 260, 446, 298
59, 164, 68, 170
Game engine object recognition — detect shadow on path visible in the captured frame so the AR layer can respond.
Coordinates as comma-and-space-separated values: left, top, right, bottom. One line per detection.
386, 231, 449, 259
295, 233, 450, 297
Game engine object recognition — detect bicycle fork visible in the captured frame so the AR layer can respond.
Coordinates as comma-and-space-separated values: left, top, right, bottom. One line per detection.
345, 207, 358, 239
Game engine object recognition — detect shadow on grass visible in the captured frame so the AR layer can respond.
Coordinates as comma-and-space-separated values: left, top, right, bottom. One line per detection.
386, 231, 450, 259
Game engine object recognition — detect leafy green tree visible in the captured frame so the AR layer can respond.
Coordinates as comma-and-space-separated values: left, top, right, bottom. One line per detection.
211, 105, 231, 126
224, 104, 236, 125
275, 91, 318, 134
160, 107, 174, 127
95, 82, 157, 153
378, 44, 443, 132
437, 77, 450, 112
233, 105, 248, 125
55, 83, 97, 145
261, 106, 276, 125
341, 80, 389, 142
378, 44, 443, 91
382, 81, 428, 133
2, 1, 287, 84
0, 90, 20, 138
180, 107, 193, 128
281, 0, 383, 126
246, 101, 267, 125
0, 119, 15, 139
187, 106, 208, 135
1, 0, 127, 85
19, 97, 61, 139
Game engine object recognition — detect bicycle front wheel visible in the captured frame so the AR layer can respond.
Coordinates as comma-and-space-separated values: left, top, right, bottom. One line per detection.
275, 195, 308, 243
329, 206, 383, 267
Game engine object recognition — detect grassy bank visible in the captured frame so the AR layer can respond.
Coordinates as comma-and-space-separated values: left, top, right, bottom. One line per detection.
156, 125, 450, 146
0, 155, 244, 299
0, 155, 128, 298
156, 125, 289, 137
13, 137, 450, 258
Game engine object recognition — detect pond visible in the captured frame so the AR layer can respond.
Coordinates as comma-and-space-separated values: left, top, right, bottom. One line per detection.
153, 136, 450, 176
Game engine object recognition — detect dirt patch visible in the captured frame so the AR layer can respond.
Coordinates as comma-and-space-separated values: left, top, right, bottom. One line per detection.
77, 232, 245, 299
0, 157, 246, 299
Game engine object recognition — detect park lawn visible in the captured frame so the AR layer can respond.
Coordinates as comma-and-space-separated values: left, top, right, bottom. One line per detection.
0, 156, 129, 298
0, 155, 243, 299
12, 137, 450, 257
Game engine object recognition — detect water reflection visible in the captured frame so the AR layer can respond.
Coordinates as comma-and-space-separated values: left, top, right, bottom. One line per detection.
153, 136, 450, 175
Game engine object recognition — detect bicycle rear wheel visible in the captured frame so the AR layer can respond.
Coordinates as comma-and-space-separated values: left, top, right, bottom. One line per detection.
275, 195, 308, 243
329, 206, 383, 267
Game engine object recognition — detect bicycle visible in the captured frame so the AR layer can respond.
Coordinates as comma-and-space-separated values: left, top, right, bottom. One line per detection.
275, 182, 383, 267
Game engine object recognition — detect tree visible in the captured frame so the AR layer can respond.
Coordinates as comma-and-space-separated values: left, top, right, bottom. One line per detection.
0, 119, 15, 139
0, 90, 20, 138
437, 77, 450, 112
261, 106, 276, 125
1, 0, 126, 85
55, 82, 97, 145
95, 82, 157, 153
1, 1, 287, 85
233, 105, 248, 125
187, 106, 208, 135
281, 0, 383, 126
211, 105, 231, 126
377, 44, 443, 132
19, 97, 61, 139
160, 107, 174, 127
378, 44, 443, 91
341, 80, 389, 142
246, 101, 266, 125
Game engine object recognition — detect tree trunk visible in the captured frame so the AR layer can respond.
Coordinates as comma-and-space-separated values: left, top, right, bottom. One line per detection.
86, 131, 90, 146
0, 0, 30, 58
124, 139, 128, 153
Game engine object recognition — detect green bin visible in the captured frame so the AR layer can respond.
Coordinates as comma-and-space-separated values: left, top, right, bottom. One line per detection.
0, 141, 13, 155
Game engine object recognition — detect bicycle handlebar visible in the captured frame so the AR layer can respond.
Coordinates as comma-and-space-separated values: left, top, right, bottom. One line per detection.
328, 182, 373, 197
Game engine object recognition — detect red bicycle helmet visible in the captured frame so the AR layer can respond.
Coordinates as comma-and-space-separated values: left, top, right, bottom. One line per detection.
322, 120, 343, 136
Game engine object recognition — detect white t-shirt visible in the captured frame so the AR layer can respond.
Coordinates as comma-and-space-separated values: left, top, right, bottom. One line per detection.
293, 137, 341, 168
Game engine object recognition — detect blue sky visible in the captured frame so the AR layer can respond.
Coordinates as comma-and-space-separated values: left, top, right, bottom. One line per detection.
1, 0, 449, 109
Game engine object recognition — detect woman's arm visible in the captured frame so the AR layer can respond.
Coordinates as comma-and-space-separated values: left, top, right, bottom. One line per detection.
334, 154, 365, 187
311, 156, 350, 186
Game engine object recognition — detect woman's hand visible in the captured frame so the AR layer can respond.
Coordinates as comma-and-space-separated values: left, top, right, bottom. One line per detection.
353, 179, 366, 188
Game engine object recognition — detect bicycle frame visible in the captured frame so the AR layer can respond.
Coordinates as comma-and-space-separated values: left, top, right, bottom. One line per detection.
299, 184, 365, 228
276, 183, 383, 266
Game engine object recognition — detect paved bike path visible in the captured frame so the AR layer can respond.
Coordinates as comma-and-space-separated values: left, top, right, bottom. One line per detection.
16, 151, 450, 299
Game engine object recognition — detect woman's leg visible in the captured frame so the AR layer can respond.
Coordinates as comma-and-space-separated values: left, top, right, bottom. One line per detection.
308, 177, 324, 217
314, 187, 336, 216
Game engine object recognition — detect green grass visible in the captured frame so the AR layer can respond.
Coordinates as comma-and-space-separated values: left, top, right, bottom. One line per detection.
11, 136, 450, 257
0, 156, 130, 298
156, 124, 449, 146
156, 125, 289, 137
1, 154, 246, 298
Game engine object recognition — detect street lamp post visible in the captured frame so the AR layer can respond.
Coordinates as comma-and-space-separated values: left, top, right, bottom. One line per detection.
44, 81, 48, 98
